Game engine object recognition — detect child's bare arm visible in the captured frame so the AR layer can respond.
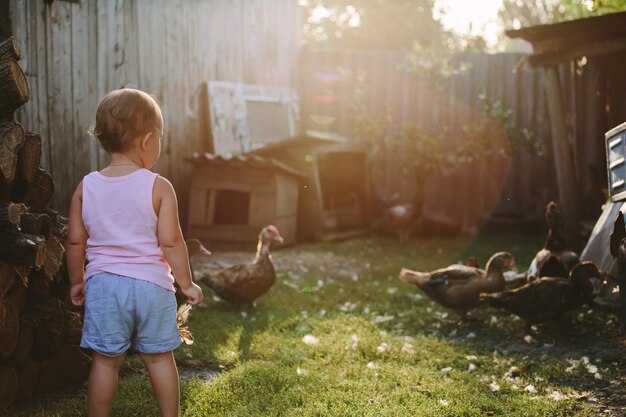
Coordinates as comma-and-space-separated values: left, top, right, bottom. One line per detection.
155, 176, 203, 304
66, 182, 88, 305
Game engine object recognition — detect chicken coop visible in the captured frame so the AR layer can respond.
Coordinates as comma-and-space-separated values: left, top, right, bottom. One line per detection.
252, 130, 371, 241
185, 153, 304, 247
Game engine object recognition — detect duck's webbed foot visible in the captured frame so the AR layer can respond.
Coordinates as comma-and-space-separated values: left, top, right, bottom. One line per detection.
556, 314, 590, 337
457, 311, 480, 323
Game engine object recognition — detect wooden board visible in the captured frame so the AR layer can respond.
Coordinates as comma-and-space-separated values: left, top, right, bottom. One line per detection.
580, 199, 623, 275
207, 82, 299, 155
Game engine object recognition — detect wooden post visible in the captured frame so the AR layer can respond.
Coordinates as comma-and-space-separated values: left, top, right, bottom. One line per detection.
543, 65, 580, 248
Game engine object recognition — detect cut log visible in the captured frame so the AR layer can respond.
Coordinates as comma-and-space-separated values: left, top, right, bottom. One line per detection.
10, 323, 33, 366
36, 346, 88, 395
43, 208, 61, 223
24, 298, 65, 356
0, 201, 27, 230
17, 131, 41, 183
64, 310, 83, 345
0, 365, 17, 410
0, 121, 25, 183
13, 265, 31, 286
12, 168, 54, 212
42, 235, 64, 280
0, 231, 46, 268
0, 58, 29, 120
15, 359, 38, 403
6, 278, 27, 314
0, 175, 10, 201
19, 212, 52, 240
26, 271, 51, 299
0, 260, 16, 297
0, 37, 22, 62
0, 297, 19, 357
53, 220, 68, 240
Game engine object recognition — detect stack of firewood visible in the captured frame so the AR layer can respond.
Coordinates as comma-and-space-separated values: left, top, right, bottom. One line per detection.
0, 37, 90, 411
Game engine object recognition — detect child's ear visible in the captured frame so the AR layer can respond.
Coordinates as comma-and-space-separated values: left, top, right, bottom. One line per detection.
139, 132, 152, 150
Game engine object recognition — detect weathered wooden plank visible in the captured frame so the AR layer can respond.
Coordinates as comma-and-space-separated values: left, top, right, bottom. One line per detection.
47, 1, 73, 213
70, 0, 91, 189
544, 65, 580, 246
34, 0, 50, 171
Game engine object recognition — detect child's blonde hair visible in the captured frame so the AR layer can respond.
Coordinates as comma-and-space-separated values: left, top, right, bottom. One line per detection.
90, 88, 162, 153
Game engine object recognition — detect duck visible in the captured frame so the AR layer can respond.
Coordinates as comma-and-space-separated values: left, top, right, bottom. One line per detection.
466, 255, 527, 289
480, 261, 597, 327
610, 210, 626, 322
465, 256, 480, 268
198, 225, 283, 306
528, 201, 580, 279
173, 239, 213, 305
388, 203, 417, 242
399, 252, 516, 318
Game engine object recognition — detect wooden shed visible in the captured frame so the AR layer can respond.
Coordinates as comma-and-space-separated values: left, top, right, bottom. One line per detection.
252, 130, 371, 241
507, 11, 626, 247
507, 12, 626, 273
185, 153, 304, 247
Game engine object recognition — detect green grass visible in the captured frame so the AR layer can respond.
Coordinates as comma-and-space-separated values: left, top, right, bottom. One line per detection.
7, 232, 619, 416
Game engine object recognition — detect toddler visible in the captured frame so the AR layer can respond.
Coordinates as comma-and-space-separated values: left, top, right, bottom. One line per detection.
66, 88, 203, 417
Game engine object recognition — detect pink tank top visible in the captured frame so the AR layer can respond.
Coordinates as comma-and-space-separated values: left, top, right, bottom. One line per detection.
82, 168, 175, 291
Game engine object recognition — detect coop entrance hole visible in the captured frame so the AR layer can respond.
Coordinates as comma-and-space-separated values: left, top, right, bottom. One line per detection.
213, 190, 250, 225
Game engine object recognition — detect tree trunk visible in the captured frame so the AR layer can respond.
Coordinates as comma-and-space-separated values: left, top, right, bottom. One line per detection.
12, 168, 55, 212
0, 365, 18, 410
0, 298, 19, 357
0, 231, 47, 268
0, 37, 22, 62
19, 213, 52, 240
17, 131, 41, 183
0, 58, 29, 121
0, 121, 25, 184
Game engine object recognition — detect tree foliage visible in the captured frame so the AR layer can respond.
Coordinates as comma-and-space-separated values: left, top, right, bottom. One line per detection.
300, 0, 446, 50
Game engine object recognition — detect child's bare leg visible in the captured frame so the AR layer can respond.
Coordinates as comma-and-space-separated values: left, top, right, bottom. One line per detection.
140, 351, 179, 417
88, 352, 126, 417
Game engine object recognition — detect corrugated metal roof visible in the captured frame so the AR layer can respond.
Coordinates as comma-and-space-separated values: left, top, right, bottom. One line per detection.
185, 152, 306, 178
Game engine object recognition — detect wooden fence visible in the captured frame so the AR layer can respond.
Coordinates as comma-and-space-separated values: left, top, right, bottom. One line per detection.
9, 0, 301, 221
299, 49, 607, 233
9, 1, 614, 234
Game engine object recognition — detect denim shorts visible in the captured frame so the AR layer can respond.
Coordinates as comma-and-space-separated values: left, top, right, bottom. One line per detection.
80, 272, 182, 357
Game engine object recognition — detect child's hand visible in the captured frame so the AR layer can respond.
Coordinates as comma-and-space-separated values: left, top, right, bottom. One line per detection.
70, 282, 85, 306
182, 283, 204, 306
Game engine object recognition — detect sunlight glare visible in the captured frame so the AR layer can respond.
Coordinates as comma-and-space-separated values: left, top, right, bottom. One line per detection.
434, 0, 503, 48
309, 5, 331, 23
